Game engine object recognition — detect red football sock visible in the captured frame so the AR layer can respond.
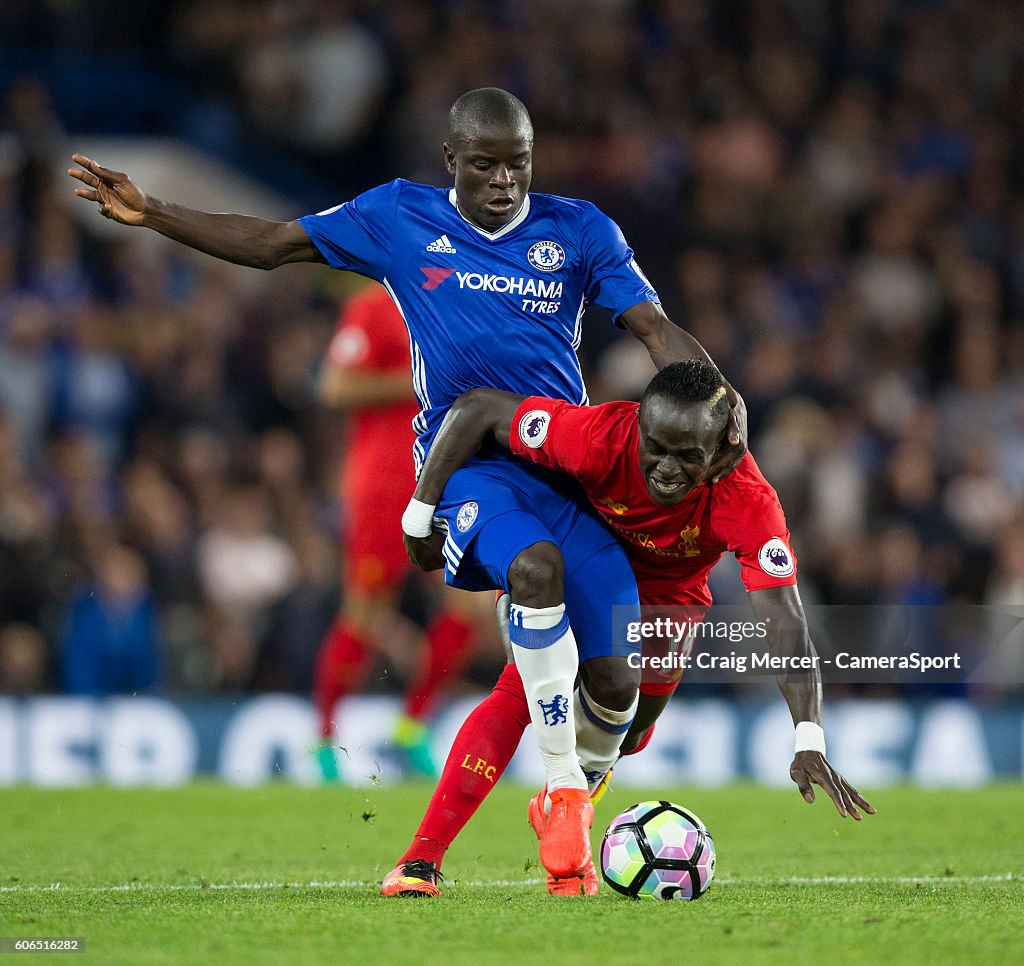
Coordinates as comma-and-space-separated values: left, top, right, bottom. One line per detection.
400, 663, 530, 869
312, 619, 374, 738
622, 722, 655, 756
403, 610, 475, 721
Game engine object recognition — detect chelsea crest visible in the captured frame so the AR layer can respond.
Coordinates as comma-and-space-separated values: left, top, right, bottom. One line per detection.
527, 241, 565, 272
456, 501, 479, 532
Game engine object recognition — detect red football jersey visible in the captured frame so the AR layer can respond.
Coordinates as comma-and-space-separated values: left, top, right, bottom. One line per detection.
326, 284, 420, 497
509, 397, 798, 604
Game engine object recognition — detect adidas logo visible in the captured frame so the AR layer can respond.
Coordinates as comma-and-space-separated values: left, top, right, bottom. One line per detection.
426, 234, 457, 254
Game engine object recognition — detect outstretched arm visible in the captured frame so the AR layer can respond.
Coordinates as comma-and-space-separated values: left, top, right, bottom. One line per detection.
748, 585, 876, 820
619, 301, 747, 481
68, 154, 324, 270
401, 388, 525, 570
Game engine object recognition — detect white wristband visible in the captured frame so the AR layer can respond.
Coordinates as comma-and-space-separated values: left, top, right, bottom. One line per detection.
402, 498, 437, 538
794, 721, 826, 755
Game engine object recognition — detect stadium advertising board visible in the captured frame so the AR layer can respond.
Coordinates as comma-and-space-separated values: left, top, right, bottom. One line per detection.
0, 695, 1020, 788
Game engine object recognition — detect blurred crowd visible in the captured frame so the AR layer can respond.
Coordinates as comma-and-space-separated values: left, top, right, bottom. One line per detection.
1, 0, 1023, 698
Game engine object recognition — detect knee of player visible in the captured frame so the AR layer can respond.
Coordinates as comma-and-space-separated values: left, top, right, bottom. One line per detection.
583, 664, 640, 713
506, 542, 564, 606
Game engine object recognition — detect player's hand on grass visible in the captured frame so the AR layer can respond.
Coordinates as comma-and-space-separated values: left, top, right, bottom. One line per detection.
404, 531, 446, 572
790, 751, 876, 820
68, 155, 148, 226
710, 388, 748, 483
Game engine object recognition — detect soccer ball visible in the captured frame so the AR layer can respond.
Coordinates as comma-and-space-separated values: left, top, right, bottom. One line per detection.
600, 800, 716, 900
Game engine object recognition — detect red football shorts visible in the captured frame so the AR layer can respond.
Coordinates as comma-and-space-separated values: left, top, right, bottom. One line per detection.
639, 670, 685, 697
634, 590, 706, 697
342, 481, 411, 594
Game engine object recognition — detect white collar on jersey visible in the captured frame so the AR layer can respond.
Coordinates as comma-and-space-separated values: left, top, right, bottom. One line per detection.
448, 188, 531, 240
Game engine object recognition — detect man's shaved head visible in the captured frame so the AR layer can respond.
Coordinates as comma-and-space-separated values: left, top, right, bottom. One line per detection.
444, 88, 534, 231
448, 88, 533, 146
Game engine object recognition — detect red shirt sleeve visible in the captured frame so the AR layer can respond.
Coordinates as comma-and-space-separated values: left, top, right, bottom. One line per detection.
326, 286, 410, 373
710, 454, 798, 592
509, 397, 625, 486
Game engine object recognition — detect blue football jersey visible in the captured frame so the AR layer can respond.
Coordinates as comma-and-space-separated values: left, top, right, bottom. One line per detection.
298, 179, 658, 471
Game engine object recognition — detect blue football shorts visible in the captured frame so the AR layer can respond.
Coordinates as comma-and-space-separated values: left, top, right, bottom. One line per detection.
433, 455, 640, 662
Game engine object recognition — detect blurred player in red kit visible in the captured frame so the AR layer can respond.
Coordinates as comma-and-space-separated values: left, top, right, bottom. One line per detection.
313, 281, 483, 780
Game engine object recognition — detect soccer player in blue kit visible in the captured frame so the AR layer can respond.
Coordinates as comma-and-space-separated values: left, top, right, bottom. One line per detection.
68, 88, 747, 889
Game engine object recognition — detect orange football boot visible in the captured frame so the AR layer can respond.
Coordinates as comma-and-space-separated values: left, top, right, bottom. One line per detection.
541, 788, 594, 880
528, 786, 599, 896
379, 859, 443, 898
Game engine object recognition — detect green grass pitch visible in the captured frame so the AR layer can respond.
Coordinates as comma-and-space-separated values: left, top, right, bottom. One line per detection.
1, 782, 1021, 965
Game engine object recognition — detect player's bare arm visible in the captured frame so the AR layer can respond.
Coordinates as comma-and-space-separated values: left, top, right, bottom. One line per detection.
411, 387, 523, 505
317, 368, 414, 409
401, 388, 523, 570
618, 301, 748, 481
68, 154, 325, 270
748, 585, 876, 821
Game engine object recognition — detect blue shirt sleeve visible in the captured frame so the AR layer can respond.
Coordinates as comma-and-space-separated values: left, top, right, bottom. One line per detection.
297, 179, 403, 280
579, 203, 659, 320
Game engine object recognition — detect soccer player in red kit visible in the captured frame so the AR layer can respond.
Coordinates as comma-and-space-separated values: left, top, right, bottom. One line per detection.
313, 282, 481, 779
383, 360, 873, 896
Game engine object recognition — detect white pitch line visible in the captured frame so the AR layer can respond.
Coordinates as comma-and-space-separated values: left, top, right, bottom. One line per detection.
0, 874, 1017, 894
0, 879, 547, 894
719, 874, 1019, 885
